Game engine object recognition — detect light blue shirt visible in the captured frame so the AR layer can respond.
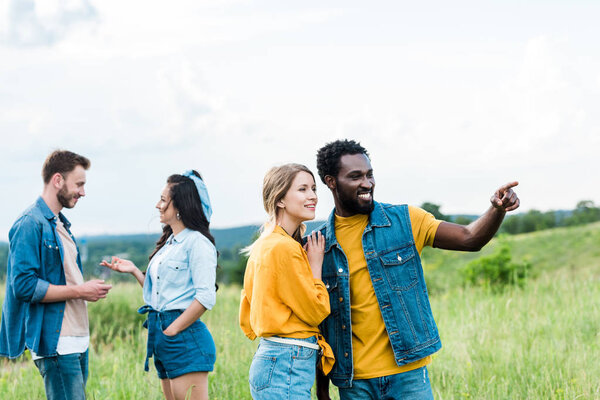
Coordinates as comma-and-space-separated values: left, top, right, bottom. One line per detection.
143, 228, 217, 312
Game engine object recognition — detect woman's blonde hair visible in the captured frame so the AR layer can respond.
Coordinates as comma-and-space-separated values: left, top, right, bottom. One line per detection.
242, 163, 315, 254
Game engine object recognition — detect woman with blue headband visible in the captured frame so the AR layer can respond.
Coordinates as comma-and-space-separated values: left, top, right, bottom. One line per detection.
101, 170, 217, 400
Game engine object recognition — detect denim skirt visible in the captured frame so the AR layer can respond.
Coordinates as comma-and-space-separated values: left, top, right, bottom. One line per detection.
139, 306, 216, 380
249, 336, 318, 400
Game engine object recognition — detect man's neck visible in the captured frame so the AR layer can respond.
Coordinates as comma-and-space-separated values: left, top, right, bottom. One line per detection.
334, 209, 355, 218
41, 191, 62, 215
333, 200, 356, 218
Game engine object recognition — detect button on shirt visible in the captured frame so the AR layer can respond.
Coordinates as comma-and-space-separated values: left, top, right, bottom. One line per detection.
143, 228, 217, 312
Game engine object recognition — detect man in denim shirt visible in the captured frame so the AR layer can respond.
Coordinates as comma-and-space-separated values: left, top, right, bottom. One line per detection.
0, 150, 112, 400
315, 140, 520, 400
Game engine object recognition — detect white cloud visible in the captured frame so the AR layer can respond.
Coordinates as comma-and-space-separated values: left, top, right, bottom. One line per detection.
1, 2, 599, 239
1, 0, 97, 46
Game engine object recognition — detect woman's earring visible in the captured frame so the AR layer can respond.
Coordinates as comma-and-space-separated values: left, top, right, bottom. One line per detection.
176, 212, 181, 220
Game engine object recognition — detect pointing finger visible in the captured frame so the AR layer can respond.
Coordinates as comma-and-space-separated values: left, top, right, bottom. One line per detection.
498, 181, 519, 195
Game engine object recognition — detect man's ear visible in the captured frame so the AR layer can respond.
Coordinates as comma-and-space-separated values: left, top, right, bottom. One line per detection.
50, 173, 63, 189
324, 175, 336, 190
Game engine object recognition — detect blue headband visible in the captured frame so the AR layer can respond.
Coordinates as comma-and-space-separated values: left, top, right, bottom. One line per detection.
182, 170, 213, 223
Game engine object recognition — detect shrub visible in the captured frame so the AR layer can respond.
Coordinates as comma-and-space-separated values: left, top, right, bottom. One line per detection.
460, 244, 531, 291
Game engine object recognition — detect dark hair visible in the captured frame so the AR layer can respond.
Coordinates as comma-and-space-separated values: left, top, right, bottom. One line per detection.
150, 170, 216, 260
42, 150, 91, 183
316, 139, 369, 184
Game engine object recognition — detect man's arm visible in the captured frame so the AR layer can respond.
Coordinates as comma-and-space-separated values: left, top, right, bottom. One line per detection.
316, 368, 331, 400
10, 216, 49, 303
9, 216, 112, 303
41, 280, 112, 303
433, 182, 520, 251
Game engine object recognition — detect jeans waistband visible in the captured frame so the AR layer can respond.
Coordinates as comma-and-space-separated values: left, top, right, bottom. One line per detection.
138, 305, 183, 316
262, 336, 320, 350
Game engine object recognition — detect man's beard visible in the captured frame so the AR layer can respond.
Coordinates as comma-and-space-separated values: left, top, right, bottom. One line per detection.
337, 188, 375, 215
57, 186, 77, 209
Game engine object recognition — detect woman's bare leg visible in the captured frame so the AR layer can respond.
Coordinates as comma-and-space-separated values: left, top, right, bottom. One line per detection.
169, 372, 209, 400
161, 378, 176, 400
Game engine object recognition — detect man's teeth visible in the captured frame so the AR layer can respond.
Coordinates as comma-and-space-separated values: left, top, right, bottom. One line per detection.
358, 193, 371, 200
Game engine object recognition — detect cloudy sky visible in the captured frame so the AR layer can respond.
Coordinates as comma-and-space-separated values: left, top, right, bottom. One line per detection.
1, 0, 598, 240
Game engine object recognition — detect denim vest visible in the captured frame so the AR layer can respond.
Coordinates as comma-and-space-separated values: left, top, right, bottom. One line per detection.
317, 202, 441, 388
0, 197, 81, 358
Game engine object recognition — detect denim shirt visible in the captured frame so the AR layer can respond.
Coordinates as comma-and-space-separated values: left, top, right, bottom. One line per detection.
317, 202, 441, 388
142, 228, 217, 312
0, 197, 82, 358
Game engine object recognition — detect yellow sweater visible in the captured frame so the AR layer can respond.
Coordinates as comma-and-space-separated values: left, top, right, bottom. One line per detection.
239, 225, 331, 340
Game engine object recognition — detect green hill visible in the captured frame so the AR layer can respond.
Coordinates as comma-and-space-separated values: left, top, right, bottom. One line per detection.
422, 221, 600, 293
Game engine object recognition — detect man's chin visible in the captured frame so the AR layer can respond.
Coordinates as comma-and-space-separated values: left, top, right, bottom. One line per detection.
60, 199, 78, 209
352, 200, 374, 215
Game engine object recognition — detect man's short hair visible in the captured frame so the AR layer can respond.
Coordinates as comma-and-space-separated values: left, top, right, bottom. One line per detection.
316, 139, 369, 184
42, 150, 91, 183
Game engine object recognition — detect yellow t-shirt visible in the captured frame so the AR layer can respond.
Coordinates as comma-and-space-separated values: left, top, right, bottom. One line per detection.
334, 206, 441, 379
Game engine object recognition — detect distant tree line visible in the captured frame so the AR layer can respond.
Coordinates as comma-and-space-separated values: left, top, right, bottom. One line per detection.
420, 200, 600, 235
1, 200, 599, 283
499, 200, 600, 234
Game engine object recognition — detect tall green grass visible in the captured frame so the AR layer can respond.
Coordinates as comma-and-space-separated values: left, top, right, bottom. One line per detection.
429, 269, 600, 399
1, 222, 599, 399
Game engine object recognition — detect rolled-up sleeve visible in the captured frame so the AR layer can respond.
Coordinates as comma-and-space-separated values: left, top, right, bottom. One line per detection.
10, 216, 49, 303
188, 235, 217, 310
239, 288, 256, 340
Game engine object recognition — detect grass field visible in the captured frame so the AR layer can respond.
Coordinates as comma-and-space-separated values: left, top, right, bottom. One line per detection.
1, 222, 599, 399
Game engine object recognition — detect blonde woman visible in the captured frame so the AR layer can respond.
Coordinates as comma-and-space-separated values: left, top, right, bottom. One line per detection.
239, 163, 334, 399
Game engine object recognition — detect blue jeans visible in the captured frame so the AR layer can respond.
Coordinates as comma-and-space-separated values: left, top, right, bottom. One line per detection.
33, 350, 88, 400
249, 337, 318, 400
338, 366, 433, 400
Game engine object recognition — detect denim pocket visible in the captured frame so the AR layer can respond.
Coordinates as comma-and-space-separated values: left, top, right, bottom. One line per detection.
249, 354, 277, 391
380, 246, 418, 291
42, 239, 61, 265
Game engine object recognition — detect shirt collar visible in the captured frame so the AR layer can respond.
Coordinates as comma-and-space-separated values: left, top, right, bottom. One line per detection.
170, 228, 192, 244
368, 201, 391, 227
36, 196, 72, 228
274, 225, 290, 237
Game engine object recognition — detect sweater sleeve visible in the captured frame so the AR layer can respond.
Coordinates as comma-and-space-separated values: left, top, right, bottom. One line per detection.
238, 288, 256, 340
273, 243, 330, 327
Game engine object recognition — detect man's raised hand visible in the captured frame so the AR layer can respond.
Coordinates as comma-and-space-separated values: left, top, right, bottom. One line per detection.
490, 181, 520, 212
